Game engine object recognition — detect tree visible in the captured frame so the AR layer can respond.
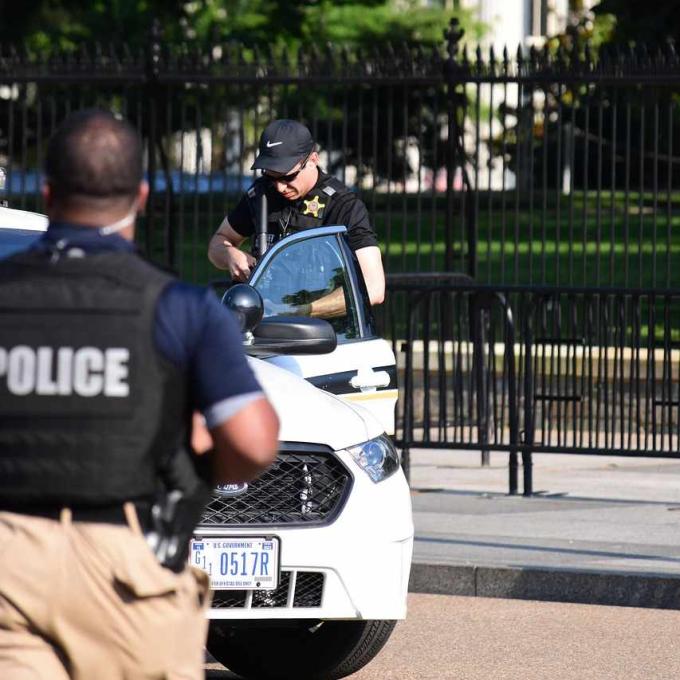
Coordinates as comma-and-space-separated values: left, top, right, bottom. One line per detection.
0, 0, 485, 55
592, 0, 680, 45
0, 1, 185, 52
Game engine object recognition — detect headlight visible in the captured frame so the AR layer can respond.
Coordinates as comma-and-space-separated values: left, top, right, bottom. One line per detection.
348, 434, 400, 483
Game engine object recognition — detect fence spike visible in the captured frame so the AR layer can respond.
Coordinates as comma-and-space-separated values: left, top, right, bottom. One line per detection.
263, 43, 274, 74
217, 40, 227, 67
309, 43, 321, 75
8, 44, 19, 73
666, 37, 677, 63
399, 40, 410, 72
430, 44, 442, 71
567, 33, 578, 66
599, 44, 610, 72
252, 44, 263, 73
280, 44, 290, 71
106, 42, 117, 69
355, 45, 366, 75
324, 41, 335, 69
475, 44, 483, 74
654, 44, 664, 69
529, 44, 538, 71
413, 43, 425, 73
584, 41, 592, 68
77, 42, 88, 69
296, 44, 307, 77
516, 44, 524, 77
224, 39, 234, 71
444, 16, 464, 61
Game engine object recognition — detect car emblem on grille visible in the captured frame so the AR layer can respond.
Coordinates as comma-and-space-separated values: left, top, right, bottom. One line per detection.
215, 482, 249, 497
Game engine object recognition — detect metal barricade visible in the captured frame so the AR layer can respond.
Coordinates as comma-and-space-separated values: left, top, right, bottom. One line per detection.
382, 277, 680, 495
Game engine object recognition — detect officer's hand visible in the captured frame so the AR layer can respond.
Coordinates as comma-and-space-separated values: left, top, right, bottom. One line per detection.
224, 242, 257, 281
192, 412, 213, 454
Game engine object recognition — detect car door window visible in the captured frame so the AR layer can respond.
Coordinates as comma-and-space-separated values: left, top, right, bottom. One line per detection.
252, 233, 360, 341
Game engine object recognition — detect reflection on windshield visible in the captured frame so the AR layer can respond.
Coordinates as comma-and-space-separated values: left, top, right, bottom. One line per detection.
0, 230, 41, 259
254, 235, 359, 340
280, 266, 345, 307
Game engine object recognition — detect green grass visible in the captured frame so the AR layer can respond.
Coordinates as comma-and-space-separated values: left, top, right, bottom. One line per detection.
372, 190, 680, 290
10, 189, 680, 290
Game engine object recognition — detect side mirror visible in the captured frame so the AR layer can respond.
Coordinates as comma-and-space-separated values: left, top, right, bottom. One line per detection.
222, 284, 337, 355
221, 284, 264, 333
250, 316, 338, 356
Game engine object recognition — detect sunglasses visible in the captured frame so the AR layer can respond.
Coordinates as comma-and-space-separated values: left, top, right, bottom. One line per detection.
263, 154, 311, 184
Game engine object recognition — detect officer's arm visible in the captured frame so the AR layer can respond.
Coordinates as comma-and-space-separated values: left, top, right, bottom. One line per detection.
207, 396, 279, 484
208, 218, 256, 280
355, 246, 385, 306
306, 287, 346, 318
297, 246, 386, 318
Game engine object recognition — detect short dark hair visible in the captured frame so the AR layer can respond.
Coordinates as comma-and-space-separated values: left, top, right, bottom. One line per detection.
45, 109, 143, 203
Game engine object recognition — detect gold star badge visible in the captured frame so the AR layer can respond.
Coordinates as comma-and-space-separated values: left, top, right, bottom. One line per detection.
302, 195, 326, 218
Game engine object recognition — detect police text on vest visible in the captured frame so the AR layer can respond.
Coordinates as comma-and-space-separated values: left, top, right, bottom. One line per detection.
0, 346, 129, 397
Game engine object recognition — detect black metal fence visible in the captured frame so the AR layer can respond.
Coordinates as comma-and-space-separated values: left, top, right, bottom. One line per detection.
3, 23, 680, 485
2, 22, 680, 289
384, 277, 680, 493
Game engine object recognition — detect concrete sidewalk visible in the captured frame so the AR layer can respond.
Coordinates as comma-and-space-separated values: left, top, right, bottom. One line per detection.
408, 450, 680, 608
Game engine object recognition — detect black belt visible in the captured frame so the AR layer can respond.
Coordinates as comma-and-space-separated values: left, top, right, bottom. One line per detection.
0, 501, 153, 531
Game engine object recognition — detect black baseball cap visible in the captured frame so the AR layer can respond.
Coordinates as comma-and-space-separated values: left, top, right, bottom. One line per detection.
251, 119, 315, 173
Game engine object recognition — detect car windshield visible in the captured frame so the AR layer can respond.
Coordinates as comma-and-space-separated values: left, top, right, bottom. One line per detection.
0, 229, 42, 259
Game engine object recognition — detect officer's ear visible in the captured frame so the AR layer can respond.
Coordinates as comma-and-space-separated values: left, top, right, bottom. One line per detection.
42, 183, 53, 211
136, 180, 150, 213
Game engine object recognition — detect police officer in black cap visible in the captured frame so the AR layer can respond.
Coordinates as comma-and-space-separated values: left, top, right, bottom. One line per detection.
208, 119, 385, 318
0, 109, 279, 680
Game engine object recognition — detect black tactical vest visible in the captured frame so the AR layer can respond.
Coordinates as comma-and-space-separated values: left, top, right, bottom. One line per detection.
247, 174, 356, 253
0, 249, 187, 506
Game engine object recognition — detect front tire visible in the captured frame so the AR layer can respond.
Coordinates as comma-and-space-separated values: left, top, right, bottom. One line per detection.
207, 619, 397, 680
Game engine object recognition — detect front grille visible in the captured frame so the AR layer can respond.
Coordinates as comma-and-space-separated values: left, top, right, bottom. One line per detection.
211, 571, 324, 609
200, 447, 351, 526
293, 572, 324, 607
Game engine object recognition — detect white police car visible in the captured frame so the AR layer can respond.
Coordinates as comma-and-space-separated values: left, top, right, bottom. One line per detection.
0, 206, 49, 255
0, 208, 414, 680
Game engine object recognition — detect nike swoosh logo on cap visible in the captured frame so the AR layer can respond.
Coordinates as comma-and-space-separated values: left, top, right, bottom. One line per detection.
266, 141, 283, 147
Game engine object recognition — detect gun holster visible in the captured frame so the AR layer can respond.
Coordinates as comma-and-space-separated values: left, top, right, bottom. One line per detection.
147, 449, 213, 573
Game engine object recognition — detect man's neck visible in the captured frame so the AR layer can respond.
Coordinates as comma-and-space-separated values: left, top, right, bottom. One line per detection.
48, 211, 135, 241
301, 168, 321, 199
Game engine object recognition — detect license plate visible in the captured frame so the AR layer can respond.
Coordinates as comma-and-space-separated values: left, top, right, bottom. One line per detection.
189, 536, 280, 590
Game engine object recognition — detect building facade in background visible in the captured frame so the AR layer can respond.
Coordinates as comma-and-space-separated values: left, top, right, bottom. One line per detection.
446, 0, 599, 48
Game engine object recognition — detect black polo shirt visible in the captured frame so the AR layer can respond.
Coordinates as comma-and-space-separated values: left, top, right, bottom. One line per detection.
227, 169, 378, 252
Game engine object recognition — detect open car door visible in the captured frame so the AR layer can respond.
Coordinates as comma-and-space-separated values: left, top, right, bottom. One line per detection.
249, 226, 397, 434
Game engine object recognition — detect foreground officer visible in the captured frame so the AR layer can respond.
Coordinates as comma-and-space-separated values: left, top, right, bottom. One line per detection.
0, 110, 279, 680
208, 119, 385, 317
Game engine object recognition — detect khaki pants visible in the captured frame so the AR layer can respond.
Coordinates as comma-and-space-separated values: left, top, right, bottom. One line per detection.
0, 507, 210, 680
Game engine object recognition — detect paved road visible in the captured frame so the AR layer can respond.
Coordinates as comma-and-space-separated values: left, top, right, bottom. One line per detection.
206, 592, 680, 679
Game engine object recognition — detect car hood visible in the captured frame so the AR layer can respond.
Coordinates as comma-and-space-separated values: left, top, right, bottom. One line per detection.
248, 357, 383, 450
0, 207, 48, 230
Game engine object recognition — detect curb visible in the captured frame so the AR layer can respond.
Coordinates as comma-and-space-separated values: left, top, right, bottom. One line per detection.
408, 562, 680, 610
